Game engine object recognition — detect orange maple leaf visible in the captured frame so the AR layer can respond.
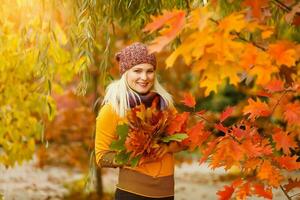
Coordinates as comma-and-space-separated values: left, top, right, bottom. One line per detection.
253, 184, 273, 199
242, 139, 264, 158
272, 128, 297, 155
243, 98, 271, 120
242, 0, 269, 18
181, 92, 196, 108
283, 102, 300, 125
217, 185, 234, 200
257, 160, 283, 187
274, 156, 300, 171
268, 40, 298, 67
210, 139, 243, 170
264, 79, 285, 93
199, 139, 219, 164
143, 10, 186, 53
166, 112, 189, 135
185, 121, 210, 150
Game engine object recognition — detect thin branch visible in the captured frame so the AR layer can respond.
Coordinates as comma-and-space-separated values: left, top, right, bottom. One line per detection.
271, 0, 300, 17
209, 18, 267, 51
290, 192, 300, 198
280, 185, 292, 200
270, 89, 289, 115
272, 0, 291, 12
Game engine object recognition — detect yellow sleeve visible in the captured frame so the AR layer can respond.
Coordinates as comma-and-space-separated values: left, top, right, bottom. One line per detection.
95, 104, 119, 166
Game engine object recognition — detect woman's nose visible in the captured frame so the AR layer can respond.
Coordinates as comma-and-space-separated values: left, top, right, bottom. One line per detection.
140, 72, 147, 80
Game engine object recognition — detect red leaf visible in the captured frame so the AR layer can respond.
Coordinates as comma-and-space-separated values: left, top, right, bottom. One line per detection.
253, 184, 272, 199
166, 112, 189, 134
186, 121, 210, 150
243, 98, 271, 120
143, 10, 186, 53
215, 123, 228, 133
272, 128, 297, 155
274, 156, 300, 171
217, 185, 234, 200
181, 92, 196, 108
264, 79, 284, 93
284, 178, 300, 192
220, 106, 234, 122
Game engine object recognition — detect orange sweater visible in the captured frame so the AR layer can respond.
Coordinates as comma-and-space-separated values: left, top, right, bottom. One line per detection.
95, 104, 174, 178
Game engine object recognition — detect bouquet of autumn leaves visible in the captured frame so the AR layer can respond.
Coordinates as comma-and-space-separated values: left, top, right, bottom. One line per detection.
109, 98, 188, 167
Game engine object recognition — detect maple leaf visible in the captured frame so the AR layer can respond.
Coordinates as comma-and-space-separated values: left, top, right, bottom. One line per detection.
187, 6, 213, 31
243, 98, 271, 120
242, 0, 269, 18
181, 92, 196, 108
220, 106, 234, 122
185, 121, 210, 150
143, 10, 186, 53
214, 123, 228, 134
253, 184, 272, 199
283, 102, 300, 125
257, 160, 283, 187
268, 40, 298, 67
166, 112, 189, 135
272, 128, 297, 155
210, 139, 243, 170
218, 12, 247, 35
274, 156, 300, 171
264, 79, 284, 93
199, 139, 219, 164
236, 181, 251, 200
217, 185, 234, 200
244, 158, 262, 173
242, 139, 264, 158
284, 178, 300, 192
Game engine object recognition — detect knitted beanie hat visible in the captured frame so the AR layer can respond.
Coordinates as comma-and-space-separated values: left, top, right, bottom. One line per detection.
115, 42, 156, 74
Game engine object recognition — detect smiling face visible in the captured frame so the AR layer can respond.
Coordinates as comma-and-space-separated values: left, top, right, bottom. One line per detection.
126, 63, 155, 94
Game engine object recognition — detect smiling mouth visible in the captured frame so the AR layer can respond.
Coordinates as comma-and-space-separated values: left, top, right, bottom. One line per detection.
137, 82, 148, 87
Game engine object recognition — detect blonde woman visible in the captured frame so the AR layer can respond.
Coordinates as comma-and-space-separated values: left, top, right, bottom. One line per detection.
95, 42, 183, 200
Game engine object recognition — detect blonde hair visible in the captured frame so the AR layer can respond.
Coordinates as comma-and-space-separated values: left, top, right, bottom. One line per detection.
102, 71, 174, 117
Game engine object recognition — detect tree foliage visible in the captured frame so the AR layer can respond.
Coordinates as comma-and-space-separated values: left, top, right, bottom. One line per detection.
144, 0, 300, 199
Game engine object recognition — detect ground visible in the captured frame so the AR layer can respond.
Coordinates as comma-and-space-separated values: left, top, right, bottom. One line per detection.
0, 158, 298, 200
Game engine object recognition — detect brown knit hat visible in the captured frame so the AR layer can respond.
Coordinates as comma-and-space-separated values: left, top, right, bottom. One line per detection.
115, 42, 156, 74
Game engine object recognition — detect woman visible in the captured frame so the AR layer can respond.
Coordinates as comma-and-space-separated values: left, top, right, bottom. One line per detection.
95, 42, 183, 200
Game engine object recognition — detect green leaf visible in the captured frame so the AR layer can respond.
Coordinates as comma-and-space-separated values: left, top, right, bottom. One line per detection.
130, 155, 142, 167
161, 133, 188, 143
116, 124, 129, 139
110, 140, 126, 151
114, 151, 130, 165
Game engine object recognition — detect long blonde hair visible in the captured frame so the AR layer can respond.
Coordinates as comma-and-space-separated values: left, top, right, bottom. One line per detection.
102, 71, 174, 117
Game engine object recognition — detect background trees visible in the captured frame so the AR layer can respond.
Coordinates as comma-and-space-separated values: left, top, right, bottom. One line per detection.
0, 0, 299, 199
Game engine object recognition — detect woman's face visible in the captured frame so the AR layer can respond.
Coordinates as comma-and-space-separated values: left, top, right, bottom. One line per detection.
126, 63, 155, 94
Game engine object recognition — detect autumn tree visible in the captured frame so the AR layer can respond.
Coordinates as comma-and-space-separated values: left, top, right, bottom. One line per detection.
142, 0, 300, 199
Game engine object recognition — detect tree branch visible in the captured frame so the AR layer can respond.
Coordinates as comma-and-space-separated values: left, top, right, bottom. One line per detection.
209, 18, 267, 51
280, 185, 292, 200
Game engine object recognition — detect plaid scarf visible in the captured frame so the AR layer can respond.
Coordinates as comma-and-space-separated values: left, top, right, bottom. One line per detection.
128, 91, 167, 110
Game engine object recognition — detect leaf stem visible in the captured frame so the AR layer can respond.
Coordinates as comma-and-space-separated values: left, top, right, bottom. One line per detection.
280, 185, 292, 200
270, 90, 288, 115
